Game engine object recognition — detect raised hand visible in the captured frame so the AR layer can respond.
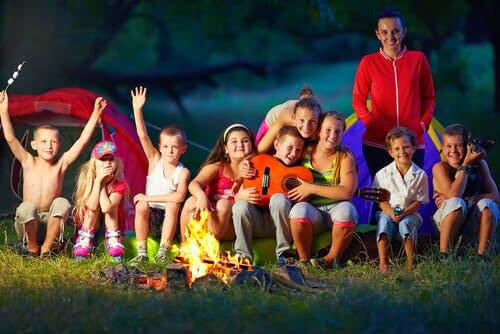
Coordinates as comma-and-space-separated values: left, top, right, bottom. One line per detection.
131, 86, 147, 112
93, 97, 108, 116
0, 90, 8, 113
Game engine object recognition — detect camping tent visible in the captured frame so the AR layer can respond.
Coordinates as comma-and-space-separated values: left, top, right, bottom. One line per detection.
341, 114, 445, 234
0, 88, 148, 230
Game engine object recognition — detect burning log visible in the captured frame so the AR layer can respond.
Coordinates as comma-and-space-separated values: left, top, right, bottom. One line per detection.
165, 263, 190, 290
191, 274, 226, 292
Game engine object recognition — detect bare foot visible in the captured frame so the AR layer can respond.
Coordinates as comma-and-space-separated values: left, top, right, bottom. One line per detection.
379, 262, 389, 274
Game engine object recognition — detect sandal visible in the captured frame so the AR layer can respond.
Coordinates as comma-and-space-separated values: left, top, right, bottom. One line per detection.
105, 229, 125, 258
73, 227, 95, 258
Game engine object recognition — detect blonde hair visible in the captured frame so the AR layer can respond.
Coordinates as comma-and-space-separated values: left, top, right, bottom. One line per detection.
73, 156, 129, 222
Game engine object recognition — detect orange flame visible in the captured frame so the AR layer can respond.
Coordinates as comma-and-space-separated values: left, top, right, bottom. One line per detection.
173, 211, 251, 285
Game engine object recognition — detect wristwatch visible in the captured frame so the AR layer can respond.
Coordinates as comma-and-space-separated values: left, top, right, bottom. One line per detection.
457, 164, 472, 174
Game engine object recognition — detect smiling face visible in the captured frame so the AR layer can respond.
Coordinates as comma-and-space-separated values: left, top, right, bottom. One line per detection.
318, 116, 344, 151
224, 130, 253, 162
376, 17, 406, 55
159, 134, 187, 165
388, 135, 416, 167
441, 134, 466, 168
293, 106, 319, 139
274, 134, 304, 166
31, 128, 61, 162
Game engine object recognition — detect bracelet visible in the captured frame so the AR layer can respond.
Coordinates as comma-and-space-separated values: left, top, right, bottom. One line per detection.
458, 164, 472, 175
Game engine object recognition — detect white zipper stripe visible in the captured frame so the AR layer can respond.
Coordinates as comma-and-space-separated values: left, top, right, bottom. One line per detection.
393, 60, 400, 128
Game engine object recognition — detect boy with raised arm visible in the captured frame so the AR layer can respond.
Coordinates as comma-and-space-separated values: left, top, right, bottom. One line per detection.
0, 90, 107, 257
129, 86, 191, 264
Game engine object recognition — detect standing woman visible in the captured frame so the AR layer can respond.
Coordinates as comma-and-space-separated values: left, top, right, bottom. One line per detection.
353, 7, 435, 177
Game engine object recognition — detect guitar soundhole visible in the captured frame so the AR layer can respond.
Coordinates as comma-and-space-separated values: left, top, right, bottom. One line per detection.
283, 175, 300, 191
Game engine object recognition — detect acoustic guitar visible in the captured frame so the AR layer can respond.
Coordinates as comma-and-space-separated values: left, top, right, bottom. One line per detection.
242, 154, 391, 207
242, 154, 313, 207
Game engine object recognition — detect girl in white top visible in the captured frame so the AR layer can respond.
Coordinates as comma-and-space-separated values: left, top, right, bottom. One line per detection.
130, 86, 191, 264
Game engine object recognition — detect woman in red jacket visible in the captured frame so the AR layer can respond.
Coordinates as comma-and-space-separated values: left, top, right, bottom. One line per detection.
352, 7, 435, 178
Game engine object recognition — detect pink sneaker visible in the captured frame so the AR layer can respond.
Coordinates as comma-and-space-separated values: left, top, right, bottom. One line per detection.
73, 227, 94, 258
105, 229, 124, 258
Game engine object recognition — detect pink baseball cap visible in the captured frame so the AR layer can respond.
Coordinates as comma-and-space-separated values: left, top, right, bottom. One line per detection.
91, 141, 117, 159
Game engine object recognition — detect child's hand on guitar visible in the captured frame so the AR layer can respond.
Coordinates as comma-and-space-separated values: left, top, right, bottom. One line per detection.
236, 187, 261, 205
287, 177, 312, 202
238, 159, 256, 179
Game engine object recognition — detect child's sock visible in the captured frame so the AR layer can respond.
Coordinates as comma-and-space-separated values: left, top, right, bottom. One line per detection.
157, 244, 169, 256
137, 245, 147, 257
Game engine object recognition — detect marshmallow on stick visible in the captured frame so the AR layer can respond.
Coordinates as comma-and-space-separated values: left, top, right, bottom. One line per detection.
4, 61, 26, 91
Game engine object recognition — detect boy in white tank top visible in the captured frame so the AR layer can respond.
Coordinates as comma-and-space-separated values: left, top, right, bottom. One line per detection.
129, 86, 191, 264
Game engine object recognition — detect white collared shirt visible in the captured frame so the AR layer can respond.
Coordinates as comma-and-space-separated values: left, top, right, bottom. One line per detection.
372, 161, 429, 209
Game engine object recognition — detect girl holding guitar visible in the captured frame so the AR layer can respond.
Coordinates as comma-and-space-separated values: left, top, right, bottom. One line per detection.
288, 112, 359, 270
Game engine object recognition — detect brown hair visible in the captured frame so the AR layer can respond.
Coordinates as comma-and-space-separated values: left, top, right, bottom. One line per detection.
442, 123, 470, 146
385, 127, 418, 150
319, 111, 346, 131
293, 97, 322, 117
201, 124, 255, 169
276, 126, 304, 143
298, 86, 314, 99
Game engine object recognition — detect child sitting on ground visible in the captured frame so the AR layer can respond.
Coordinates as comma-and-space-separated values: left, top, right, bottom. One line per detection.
0, 90, 106, 257
256, 86, 322, 153
233, 126, 305, 265
180, 123, 255, 242
432, 124, 498, 256
129, 86, 190, 264
73, 141, 129, 261
373, 128, 429, 273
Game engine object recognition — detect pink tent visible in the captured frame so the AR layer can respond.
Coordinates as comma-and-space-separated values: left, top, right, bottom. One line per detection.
1, 87, 147, 230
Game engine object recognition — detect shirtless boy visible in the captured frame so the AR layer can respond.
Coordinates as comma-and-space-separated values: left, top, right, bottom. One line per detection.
0, 90, 107, 257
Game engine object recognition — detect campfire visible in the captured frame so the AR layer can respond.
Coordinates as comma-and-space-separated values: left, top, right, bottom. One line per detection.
171, 211, 253, 287
100, 211, 313, 292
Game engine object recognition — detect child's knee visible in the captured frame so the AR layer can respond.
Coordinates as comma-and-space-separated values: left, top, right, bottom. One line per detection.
269, 193, 291, 212
215, 198, 233, 213
332, 202, 358, 223
15, 202, 37, 225
135, 201, 150, 214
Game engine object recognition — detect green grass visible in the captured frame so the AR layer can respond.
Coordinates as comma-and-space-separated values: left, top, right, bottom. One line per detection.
0, 219, 498, 332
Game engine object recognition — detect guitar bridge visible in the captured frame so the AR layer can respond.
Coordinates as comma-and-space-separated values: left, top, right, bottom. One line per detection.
262, 167, 270, 195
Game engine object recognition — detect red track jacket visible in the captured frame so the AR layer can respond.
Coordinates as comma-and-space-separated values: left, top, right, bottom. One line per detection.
352, 48, 435, 148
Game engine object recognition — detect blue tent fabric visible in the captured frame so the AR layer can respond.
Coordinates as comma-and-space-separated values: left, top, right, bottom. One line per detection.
341, 115, 443, 235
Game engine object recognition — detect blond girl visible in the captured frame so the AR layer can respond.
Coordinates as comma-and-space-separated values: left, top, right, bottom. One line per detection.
73, 141, 129, 260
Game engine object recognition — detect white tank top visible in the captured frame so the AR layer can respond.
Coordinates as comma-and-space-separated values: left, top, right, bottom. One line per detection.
145, 160, 184, 209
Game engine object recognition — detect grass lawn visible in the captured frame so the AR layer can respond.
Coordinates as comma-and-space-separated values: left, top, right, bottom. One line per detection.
0, 219, 498, 333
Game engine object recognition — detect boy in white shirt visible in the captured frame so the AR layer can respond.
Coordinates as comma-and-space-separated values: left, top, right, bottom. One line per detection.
373, 128, 429, 273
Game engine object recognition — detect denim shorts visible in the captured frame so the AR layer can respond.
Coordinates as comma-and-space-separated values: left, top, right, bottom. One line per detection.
376, 211, 422, 242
